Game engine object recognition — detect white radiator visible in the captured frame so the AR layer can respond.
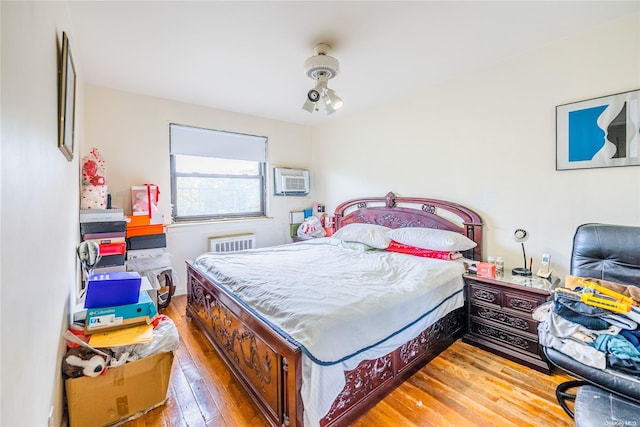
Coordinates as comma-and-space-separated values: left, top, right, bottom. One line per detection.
208, 234, 255, 253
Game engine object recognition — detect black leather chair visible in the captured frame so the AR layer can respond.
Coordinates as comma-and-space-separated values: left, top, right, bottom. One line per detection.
543, 223, 640, 425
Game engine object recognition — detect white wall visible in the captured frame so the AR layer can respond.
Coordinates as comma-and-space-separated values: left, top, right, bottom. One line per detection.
83, 86, 313, 293
311, 14, 640, 279
1, 2, 82, 426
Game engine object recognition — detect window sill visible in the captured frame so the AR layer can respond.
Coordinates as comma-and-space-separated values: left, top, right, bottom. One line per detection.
166, 216, 273, 229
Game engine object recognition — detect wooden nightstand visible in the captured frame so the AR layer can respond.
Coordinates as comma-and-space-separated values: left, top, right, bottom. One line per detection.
463, 273, 556, 373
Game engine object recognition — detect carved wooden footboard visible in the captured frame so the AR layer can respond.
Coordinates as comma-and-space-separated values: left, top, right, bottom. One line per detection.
187, 262, 303, 427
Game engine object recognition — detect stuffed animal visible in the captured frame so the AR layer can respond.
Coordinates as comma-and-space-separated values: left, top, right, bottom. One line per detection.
62, 347, 113, 379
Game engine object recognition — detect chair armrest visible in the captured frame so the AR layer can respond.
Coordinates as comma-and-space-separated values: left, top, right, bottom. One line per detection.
544, 347, 640, 404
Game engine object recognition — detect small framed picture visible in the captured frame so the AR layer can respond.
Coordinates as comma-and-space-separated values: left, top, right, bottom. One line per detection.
58, 31, 76, 162
556, 89, 640, 170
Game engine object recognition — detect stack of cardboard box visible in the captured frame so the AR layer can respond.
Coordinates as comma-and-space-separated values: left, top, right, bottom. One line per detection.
67, 271, 174, 427
125, 211, 176, 308
80, 209, 127, 272
126, 214, 166, 250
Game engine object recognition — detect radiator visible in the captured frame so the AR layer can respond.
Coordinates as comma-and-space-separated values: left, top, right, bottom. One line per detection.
208, 233, 255, 253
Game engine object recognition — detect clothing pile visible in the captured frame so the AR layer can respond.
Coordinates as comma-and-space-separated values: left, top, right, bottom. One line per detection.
535, 275, 640, 376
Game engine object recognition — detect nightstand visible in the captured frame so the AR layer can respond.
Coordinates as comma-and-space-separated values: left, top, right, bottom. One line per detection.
462, 273, 556, 373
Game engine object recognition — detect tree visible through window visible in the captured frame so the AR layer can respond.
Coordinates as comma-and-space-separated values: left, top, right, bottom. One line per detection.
170, 124, 267, 221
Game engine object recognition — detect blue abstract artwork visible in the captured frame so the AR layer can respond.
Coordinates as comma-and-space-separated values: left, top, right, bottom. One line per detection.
557, 89, 640, 170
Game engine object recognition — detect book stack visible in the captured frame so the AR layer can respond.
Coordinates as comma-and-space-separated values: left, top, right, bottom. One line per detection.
80, 209, 127, 273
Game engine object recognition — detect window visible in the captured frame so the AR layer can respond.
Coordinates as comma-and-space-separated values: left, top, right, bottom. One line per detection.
170, 124, 267, 221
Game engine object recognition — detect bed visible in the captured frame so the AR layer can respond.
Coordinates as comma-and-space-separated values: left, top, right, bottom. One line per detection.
186, 192, 483, 427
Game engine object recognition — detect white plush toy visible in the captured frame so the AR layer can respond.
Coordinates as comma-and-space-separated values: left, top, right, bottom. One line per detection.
62, 347, 110, 379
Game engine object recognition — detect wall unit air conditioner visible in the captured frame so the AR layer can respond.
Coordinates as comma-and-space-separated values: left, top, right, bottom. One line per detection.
273, 167, 310, 195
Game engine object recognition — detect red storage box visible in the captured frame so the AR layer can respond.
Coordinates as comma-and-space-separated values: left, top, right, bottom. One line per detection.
98, 242, 126, 256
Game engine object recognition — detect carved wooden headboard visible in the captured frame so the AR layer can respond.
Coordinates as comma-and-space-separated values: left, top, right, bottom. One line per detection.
333, 192, 484, 260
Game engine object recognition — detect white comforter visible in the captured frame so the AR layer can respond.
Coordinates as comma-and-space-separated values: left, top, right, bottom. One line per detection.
193, 238, 465, 364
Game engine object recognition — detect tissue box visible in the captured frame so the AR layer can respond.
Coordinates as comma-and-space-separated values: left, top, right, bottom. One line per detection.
85, 272, 142, 308
477, 262, 496, 278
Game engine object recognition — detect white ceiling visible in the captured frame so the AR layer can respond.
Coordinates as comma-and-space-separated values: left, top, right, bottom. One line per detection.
67, 1, 640, 127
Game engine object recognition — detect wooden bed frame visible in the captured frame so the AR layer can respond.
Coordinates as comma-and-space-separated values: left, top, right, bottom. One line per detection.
186, 192, 483, 427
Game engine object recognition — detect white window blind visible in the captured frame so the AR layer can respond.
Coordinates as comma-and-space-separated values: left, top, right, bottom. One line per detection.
170, 124, 266, 162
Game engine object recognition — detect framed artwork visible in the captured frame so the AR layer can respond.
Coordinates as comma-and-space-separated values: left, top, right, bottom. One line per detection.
556, 89, 640, 170
58, 31, 76, 162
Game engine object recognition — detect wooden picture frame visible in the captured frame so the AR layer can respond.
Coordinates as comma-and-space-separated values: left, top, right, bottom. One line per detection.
556, 89, 640, 170
58, 32, 76, 162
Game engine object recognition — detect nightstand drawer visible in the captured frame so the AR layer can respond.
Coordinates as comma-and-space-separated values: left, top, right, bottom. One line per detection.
503, 290, 546, 314
467, 282, 501, 306
469, 302, 539, 335
470, 319, 540, 356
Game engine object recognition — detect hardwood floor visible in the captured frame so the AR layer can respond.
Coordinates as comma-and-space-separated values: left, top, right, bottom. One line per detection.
121, 295, 575, 427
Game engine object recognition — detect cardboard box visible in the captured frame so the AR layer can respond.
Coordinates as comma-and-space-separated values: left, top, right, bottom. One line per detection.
126, 233, 167, 250
127, 214, 151, 228
85, 272, 142, 308
65, 351, 174, 427
80, 221, 127, 236
127, 213, 163, 227
477, 262, 496, 278
126, 224, 164, 238
85, 290, 158, 333
95, 254, 126, 269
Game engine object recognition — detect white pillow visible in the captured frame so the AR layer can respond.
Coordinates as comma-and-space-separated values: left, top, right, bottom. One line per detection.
328, 238, 376, 252
333, 223, 391, 249
387, 227, 477, 252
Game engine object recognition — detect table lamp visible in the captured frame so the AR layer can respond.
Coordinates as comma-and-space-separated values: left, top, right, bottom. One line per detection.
512, 228, 532, 276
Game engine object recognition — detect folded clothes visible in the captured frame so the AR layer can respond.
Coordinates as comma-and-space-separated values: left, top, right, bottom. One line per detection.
554, 293, 638, 330
603, 313, 638, 330
592, 334, 640, 362
538, 310, 606, 370
554, 295, 610, 330
621, 329, 640, 353
622, 309, 640, 325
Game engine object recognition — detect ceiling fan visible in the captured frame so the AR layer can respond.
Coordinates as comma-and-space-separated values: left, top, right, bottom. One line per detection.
302, 43, 344, 115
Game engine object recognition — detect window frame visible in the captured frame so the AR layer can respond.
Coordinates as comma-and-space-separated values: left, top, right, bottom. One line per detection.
169, 124, 268, 222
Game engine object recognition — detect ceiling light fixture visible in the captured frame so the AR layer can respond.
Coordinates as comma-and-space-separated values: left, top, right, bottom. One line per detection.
302, 43, 343, 115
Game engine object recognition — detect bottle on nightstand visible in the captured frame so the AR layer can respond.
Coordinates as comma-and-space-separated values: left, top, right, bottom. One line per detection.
496, 257, 504, 276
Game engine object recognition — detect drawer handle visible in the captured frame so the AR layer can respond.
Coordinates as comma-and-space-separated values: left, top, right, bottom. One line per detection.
478, 307, 530, 330
477, 324, 529, 350
474, 289, 497, 303
508, 298, 534, 312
